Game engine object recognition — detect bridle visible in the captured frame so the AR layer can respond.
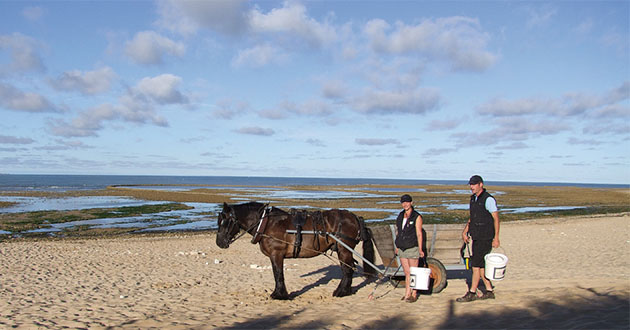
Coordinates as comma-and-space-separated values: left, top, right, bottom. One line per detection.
219, 203, 268, 246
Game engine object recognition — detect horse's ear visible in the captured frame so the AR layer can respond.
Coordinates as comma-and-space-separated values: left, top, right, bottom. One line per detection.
223, 202, 229, 210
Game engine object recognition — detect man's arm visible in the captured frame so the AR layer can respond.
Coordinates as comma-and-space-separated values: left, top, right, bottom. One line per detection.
461, 220, 470, 243
491, 211, 500, 248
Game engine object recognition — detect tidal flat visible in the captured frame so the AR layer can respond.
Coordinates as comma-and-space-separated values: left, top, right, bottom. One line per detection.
0, 184, 628, 238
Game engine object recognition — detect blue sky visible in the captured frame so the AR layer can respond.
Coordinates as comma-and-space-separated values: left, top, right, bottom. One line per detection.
0, 1, 628, 184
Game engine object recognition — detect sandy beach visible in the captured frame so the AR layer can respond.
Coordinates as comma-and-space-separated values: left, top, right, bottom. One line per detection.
1, 213, 628, 329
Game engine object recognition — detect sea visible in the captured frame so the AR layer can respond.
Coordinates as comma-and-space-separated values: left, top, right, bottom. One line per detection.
1, 174, 627, 192
0, 174, 626, 236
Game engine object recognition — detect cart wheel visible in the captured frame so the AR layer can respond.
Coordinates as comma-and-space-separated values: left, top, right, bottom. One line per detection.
426, 257, 447, 293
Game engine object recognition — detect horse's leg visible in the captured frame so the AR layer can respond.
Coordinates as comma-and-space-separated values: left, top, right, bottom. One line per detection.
333, 246, 355, 297
269, 253, 289, 300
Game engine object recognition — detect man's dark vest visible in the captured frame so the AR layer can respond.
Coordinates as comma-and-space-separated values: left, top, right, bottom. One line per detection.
395, 209, 420, 250
469, 189, 495, 240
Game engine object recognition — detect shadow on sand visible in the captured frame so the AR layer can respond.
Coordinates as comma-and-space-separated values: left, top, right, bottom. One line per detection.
436, 287, 629, 329
219, 286, 628, 329
290, 264, 377, 298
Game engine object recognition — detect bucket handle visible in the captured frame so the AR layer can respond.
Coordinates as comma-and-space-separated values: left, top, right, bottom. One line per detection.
491, 245, 507, 255
418, 256, 429, 268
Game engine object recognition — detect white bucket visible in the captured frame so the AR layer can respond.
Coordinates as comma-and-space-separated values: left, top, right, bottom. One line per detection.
409, 267, 431, 290
484, 253, 508, 281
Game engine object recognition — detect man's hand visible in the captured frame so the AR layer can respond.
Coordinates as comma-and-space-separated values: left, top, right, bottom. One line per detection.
462, 232, 470, 244
492, 237, 500, 248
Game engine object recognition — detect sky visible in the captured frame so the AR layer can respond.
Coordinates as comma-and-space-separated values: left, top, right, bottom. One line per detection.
0, 1, 628, 184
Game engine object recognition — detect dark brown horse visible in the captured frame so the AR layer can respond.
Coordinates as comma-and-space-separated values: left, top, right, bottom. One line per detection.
216, 201, 376, 300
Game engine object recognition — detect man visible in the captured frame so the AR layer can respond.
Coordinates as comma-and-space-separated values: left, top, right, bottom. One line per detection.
457, 175, 500, 302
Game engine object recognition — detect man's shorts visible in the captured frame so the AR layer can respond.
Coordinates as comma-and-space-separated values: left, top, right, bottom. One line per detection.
398, 246, 419, 259
471, 239, 493, 268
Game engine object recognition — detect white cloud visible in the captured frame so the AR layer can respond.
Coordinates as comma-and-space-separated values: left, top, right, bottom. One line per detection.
49, 67, 116, 95
524, 4, 558, 29
423, 147, 456, 156
235, 126, 274, 136
321, 79, 348, 99
574, 18, 593, 35
134, 74, 188, 104
124, 31, 186, 65
0, 135, 35, 144
212, 99, 250, 119
258, 107, 288, 120
363, 17, 498, 71
589, 104, 630, 119
47, 103, 118, 137
231, 44, 288, 68
249, 1, 337, 47
48, 100, 169, 138
259, 99, 333, 120
0, 82, 57, 112
478, 82, 630, 117
22, 6, 44, 21
0, 33, 45, 76
426, 118, 465, 131
453, 117, 570, 147
282, 99, 333, 116
156, 0, 249, 36
477, 97, 563, 117
46, 74, 187, 137
306, 138, 325, 147
496, 142, 529, 150
355, 138, 399, 146
567, 137, 603, 146
600, 29, 628, 53
352, 88, 441, 115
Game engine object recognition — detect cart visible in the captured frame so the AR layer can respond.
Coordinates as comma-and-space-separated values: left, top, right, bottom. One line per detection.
287, 223, 467, 294
367, 224, 468, 293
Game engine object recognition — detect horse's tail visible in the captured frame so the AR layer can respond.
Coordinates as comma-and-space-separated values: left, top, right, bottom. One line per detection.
358, 216, 377, 275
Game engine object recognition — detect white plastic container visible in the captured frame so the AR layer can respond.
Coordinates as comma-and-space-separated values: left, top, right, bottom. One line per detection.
409, 267, 432, 290
484, 253, 508, 281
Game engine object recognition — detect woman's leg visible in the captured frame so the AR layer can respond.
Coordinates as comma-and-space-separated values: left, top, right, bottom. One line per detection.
408, 257, 419, 298
400, 257, 412, 299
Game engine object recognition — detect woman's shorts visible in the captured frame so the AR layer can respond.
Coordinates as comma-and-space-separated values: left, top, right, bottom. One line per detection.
471, 239, 493, 268
398, 246, 419, 259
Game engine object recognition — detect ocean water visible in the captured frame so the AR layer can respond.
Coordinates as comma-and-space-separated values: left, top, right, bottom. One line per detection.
1, 174, 626, 192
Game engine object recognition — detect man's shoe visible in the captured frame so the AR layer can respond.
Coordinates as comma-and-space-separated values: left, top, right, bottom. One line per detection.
481, 290, 495, 300
456, 291, 477, 302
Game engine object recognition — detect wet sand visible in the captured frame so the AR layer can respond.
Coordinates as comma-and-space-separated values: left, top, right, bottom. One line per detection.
1, 213, 628, 329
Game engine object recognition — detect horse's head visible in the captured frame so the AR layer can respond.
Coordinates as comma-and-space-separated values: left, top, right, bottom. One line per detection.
216, 202, 240, 248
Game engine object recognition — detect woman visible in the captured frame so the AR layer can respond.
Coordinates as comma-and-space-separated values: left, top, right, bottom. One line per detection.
394, 194, 424, 303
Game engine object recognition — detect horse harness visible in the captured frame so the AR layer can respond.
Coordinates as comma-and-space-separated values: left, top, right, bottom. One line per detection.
225, 204, 363, 259
222, 203, 269, 246
289, 209, 326, 257
253, 207, 361, 254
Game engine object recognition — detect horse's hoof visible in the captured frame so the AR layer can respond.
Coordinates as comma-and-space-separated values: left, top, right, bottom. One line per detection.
270, 292, 289, 300
332, 289, 351, 297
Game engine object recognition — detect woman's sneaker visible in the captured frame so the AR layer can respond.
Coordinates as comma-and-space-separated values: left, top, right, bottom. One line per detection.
481, 290, 495, 299
456, 291, 477, 302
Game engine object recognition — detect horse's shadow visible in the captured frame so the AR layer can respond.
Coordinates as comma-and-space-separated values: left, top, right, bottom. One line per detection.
289, 264, 376, 298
